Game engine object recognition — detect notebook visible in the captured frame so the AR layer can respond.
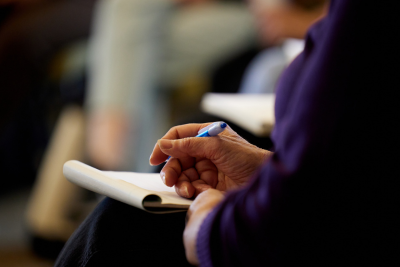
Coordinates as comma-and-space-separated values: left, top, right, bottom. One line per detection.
63, 160, 192, 214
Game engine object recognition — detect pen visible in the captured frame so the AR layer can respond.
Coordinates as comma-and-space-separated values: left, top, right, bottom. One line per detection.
166, 121, 227, 161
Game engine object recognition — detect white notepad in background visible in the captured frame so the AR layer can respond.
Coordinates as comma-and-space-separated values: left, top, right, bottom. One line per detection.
63, 160, 192, 214
201, 93, 275, 137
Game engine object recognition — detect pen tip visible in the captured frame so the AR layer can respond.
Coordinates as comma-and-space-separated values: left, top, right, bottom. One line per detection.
220, 122, 227, 128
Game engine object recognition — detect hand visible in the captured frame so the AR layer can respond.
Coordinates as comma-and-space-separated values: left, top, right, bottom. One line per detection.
183, 189, 225, 265
149, 123, 272, 198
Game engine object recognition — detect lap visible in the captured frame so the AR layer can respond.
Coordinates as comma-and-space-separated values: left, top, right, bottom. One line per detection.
55, 197, 190, 267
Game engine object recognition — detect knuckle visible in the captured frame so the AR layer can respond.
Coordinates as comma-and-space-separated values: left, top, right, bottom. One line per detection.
180, 137, 193, 151
170, 126, 180, 136
206, 137, 224, 159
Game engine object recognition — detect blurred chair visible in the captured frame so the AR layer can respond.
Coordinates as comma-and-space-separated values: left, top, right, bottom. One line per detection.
26, 105, 86, 242
25, 43, 94, 258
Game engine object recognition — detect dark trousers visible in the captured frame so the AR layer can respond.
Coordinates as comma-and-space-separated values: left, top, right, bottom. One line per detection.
55, 198, 192, 267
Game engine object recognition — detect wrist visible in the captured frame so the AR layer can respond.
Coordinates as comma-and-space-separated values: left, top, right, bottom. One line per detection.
259, 148, 274, 165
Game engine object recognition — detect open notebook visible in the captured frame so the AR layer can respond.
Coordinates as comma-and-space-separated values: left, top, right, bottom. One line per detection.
63, 160, 192, 214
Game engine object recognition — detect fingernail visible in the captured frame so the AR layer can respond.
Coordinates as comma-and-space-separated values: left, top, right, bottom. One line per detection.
180, 186, 189, 198
160, 172, 166, 184
158, 139, 173, 150
149, 143, 158, 165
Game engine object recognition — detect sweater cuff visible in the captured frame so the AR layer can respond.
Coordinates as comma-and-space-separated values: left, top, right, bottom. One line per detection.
196, 206, 220, 267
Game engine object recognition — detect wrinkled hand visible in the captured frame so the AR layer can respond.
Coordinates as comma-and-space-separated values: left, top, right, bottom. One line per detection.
183, 189, 225, 265
149, 123, 272, 198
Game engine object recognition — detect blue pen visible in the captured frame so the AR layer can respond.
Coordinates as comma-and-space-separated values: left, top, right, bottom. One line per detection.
166, 121, 227, 161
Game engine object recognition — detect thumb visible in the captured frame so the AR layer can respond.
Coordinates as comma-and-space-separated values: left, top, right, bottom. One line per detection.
158, 137, 227, 160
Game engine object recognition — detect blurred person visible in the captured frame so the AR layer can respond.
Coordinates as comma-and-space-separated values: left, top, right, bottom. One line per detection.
239, 0, 327, 94
55, 0, 399, 266
85, 0, 258, 173
0, 0, 97, 193
249, 0, 328, 45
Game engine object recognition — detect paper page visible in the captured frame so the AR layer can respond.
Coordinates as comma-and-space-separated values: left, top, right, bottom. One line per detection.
105, 171, 193, 206
201, 93, 275, 136
63, 160, 192, 213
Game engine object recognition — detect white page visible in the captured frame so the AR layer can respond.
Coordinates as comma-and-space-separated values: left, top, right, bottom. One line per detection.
105, 171, 192, 206
63, 160, 193, 213
105, 171, 174, 192
201, 93, 275, 136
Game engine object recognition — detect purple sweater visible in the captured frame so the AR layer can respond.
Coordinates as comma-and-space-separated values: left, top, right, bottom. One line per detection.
197, 0, 399, 266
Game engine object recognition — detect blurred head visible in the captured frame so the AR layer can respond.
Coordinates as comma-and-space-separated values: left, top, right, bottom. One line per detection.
248, 0, 328, 45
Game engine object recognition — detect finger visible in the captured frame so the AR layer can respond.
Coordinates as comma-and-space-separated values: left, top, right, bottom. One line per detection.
192, 180, 213, 197
195, 159, 218, 188
175, 175, 196, 198
161, 157, 195, 187
175, 167, 212, 198
183, 167, 199, 182
149, 123, 212, 165
174, 167, 199, 198
156, 135, 233, 163
160, 158, 181, 187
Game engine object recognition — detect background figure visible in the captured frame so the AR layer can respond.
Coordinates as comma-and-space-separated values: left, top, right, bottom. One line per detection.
249, 0, 328, 46
85, 0, 258, 172
239, 0, 327, 94
0, 0, 97, 194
